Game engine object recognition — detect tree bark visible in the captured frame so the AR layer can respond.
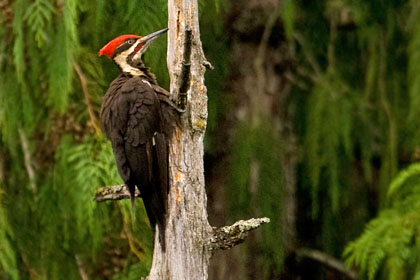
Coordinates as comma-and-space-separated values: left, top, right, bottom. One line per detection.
147, 0, 271, 278
94, 185, 140, 202
146, 0, 211, 279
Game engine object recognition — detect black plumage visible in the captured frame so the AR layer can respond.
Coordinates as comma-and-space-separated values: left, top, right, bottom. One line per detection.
100, 67, 178, 249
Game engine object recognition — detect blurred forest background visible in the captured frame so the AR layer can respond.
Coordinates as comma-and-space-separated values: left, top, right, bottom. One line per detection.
2, 0, 420, 279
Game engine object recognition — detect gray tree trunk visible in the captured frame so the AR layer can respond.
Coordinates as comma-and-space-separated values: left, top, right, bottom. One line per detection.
147, 0, 211, 277
148, 0, 270, 279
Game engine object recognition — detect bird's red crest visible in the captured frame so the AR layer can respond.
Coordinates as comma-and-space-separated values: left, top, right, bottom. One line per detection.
99, 34, 141, 58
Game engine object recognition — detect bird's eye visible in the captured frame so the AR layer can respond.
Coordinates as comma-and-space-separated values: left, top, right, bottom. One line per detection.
127, 39, 135, 45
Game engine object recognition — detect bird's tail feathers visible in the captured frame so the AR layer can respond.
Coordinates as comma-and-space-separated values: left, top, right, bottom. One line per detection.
141, 190, 165, 250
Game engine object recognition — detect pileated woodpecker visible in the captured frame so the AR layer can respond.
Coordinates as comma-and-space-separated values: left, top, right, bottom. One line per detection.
99, 28, 178, 248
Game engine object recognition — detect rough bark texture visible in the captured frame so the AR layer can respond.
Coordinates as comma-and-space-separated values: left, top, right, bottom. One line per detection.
145, 0, 212, 279
147, 0, 271, 278
94, 185, 140, 202
208, 218, 270, 251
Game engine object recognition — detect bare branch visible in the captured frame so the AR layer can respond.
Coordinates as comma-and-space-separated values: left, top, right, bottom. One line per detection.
95, 186, 268, 254
18, 128, 37, 194
208, 218, 270, 251
94, 184, 140, 202
95, 187, 269, 254
73, 61, 102, 135
296, 248, 357, 280
75, 255, 88, 280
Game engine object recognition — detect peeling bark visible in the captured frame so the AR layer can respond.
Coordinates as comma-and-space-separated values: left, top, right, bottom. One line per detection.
145, 0, 212, 279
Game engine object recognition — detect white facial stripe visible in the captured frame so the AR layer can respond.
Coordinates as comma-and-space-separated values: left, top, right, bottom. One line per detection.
113, 41, 143, 76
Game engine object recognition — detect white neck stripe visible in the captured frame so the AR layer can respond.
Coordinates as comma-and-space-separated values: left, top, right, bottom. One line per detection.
113, 42, 144, 76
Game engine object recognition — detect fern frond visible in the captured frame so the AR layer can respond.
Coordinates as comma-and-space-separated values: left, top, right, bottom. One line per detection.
305, 71, 354, 214
345, 162, 420, 279
388, 162, 420, 198
54, 135, 119, 250
0, 194, 19, 280
47, 21, 72, 113
23, 0, 54, 47
12, 0, 28, 83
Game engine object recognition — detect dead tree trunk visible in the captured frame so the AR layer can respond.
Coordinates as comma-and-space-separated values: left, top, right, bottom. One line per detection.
149, 0, 268, 278
145, 0, 210, 278
96, 0, 269, 279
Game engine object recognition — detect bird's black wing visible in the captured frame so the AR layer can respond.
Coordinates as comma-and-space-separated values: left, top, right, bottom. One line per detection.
101, 74, 174, 249
103, 76, 168, 247
150, 83, 180, 135
101, 74, 161, 190
123, 77, 170, 249
100, 74, 132, 183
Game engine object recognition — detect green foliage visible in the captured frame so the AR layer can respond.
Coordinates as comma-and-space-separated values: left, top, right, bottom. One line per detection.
219, 0, 420, 277
3, 0, 420, 278
47, 20, 73, 113
0, 0, 224, 278
296, 0, 411, 218
344, 163, 420, 280
12, 0, 27, 83
112, 263, 150, 280
200, 0, 230, 152
53, 135, 117, 250
280, 0, 295, 40
24, 0, 54, 47
228, 119, 285, 277
407, 0, 420, 144
0, 195, 18, 280
305, 70, 355, 215
290, 0, 420, 277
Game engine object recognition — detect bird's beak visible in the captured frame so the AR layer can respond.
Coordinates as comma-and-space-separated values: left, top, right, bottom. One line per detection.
131, 28, 168, 62
139, 28, 169, 44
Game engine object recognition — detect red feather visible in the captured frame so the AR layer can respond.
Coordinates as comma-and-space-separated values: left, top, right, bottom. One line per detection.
99, 34, 141, 58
